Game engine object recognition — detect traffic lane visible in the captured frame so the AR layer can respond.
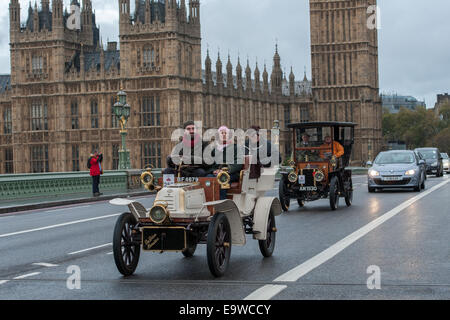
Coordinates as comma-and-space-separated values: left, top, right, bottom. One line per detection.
0, 195, 156, 235
0, 177, 445, 299
0, 213, 125, 277
0, 194, 155, 276
1, 180, 445, 300
273, 180, 450, 299
0, 180, 383, 284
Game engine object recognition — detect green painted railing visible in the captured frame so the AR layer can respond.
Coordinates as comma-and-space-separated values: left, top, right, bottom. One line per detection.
0, 170, 150, 200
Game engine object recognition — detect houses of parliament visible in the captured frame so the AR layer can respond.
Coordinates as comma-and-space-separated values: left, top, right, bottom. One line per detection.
0, 0, 382, 174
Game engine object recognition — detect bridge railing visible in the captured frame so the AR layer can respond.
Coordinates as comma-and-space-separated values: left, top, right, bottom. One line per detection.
0, 167, 366, 200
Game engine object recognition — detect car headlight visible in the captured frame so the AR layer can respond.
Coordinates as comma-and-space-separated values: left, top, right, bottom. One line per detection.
314, 170, 325, 182
368, 169, 380, 177
405, 169, 415, 176
288, 171, 298, 183
432, 162, 438, 166
149, 205, 169, 224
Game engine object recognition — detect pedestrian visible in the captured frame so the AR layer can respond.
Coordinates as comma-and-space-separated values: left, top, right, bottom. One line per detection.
88, 150, 103, 197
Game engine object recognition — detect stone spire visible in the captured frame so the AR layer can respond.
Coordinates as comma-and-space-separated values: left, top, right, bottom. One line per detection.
216, 51, 223, 87
226, 54, 233, 90
205, 49, 212, 88
263, 63, 269, 94
289, 67, 295, 96
236, 56, 243, 91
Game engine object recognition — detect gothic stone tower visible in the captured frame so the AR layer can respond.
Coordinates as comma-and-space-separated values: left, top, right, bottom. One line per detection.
309, 0, 382, 164
8, 0, 100, 173
119, 0, 202, 159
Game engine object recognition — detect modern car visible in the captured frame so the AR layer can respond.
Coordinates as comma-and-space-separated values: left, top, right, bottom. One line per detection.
367, 150, 426, 192
441, 153, 449, 173
414, 148, 444, 177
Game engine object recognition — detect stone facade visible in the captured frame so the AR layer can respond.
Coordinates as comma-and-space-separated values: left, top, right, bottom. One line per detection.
0, 0, 381, 174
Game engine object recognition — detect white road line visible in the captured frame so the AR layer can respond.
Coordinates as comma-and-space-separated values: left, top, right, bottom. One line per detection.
0, 213, 121, 239
32, 262, 59, 267
45, 205, 91, 213
68, 243, 112, 255
0, 280, 9, 285
244, 285, 287, 300
13, 272, 41, 280
244, 178, 449, 299
106, 252, 113, 255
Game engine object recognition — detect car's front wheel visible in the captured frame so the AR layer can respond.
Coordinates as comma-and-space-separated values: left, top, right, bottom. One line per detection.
329, 176, 340, 210
113, 212, 141, 276
207, 213, 232, 277
258, 211, 276, 258
279, 179, 290, 212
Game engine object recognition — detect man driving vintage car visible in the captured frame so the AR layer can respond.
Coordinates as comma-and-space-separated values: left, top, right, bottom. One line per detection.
163, 120, 210, 177
320, 135, 344, 159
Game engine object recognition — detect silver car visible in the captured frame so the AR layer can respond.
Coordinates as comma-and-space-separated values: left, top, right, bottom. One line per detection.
367, 150, 426, 192
442, 153, 449, 173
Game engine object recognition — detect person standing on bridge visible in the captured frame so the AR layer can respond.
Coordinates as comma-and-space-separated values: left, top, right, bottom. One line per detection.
88, 150, 103, 197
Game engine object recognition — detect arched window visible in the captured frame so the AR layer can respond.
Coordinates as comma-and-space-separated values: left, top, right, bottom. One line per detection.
143, 46, 155, 68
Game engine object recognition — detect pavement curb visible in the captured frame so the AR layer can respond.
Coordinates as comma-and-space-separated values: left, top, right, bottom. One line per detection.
0, 190, 154, 215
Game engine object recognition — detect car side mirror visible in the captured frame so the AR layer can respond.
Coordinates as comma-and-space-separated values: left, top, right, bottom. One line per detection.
366, 161, 373, 167
419, 160, 425, 165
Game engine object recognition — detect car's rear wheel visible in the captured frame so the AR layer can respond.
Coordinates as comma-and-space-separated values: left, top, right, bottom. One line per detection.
279, 179, 290, 212
113, 212, 141, 276
344, 177, 353, 207
207, 213, 232, 277
258, 211, 276, 258
329, 176, 340, 210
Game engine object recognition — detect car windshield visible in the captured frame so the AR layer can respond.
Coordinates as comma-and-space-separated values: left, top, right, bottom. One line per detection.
441, 153, 449, 159
418, 150, 438, 159
375, 152, 415, 164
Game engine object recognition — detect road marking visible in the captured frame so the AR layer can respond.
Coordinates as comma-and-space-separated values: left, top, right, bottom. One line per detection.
68, 243, 112, 255
0, 213, 121, 239
106, 252, 113, 255
32, 262, 59, 267
0, 280, 9, 285
245, 178, 450, 299
44, 205, 91, 213
13, 272, 41, 280
244, 285, 287, 300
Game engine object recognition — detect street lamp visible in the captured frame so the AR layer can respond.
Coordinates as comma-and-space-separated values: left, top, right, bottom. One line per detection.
113, 90, 131, 169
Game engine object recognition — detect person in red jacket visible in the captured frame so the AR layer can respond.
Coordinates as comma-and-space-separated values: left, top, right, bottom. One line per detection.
89, 150, 103, 197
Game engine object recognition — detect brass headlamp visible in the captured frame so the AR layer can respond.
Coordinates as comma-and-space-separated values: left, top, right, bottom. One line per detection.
314, 170, 325, 182
140, 165, 161, 191
148, 201, 170, 224
288, 171, 298, 183
217, 166, 231, 189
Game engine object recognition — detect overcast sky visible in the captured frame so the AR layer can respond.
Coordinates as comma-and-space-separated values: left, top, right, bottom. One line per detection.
1, 0, 449, 107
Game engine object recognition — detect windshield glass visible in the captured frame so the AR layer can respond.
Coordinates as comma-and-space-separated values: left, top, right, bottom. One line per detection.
375, 152, 415, 164
295, 127, 334, 162
418, 150, 438, 159
441, 153, 449, 159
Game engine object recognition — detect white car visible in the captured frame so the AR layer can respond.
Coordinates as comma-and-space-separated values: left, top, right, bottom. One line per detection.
109, 159, 282, 278
441, 153, 449, 173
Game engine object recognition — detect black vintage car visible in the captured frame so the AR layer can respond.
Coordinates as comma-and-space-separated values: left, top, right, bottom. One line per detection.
279, 122, 356, 211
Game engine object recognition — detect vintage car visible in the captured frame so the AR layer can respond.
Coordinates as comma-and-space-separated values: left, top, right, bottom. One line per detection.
109, 160, 282, 278
279, 122, 356, 211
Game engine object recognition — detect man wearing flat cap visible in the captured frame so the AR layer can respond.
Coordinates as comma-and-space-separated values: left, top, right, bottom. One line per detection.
164, 120, 210, 177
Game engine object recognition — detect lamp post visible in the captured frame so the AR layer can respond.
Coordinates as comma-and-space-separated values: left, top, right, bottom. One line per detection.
113, 90, 131, 170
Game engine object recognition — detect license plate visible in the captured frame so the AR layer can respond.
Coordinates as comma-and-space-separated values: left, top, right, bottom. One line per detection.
382, 177, 402, 181
142, 227, 186, 251
299, 186, 317, 191
298, 175, 306, 184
